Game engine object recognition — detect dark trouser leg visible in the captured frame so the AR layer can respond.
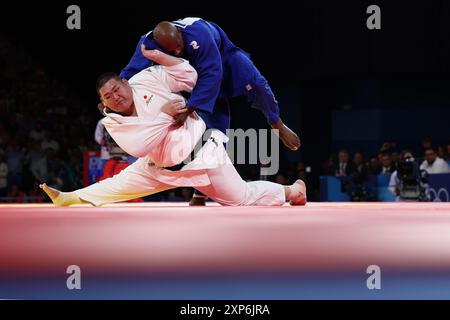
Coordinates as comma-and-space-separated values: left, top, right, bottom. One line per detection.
243, 72, 281, 126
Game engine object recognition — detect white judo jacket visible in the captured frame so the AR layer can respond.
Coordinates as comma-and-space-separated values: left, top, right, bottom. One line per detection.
101, 60, 228, 187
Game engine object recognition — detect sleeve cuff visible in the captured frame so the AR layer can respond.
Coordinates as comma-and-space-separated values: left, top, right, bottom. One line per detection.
157, 111, 174, 122
162, 59, 190, 71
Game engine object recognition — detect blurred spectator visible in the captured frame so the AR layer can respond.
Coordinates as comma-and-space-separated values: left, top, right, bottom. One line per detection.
6, 139, 24, 187
28, 143, 48, 183
447, 143, 450, 166
368, 156, 381, 175
379, 141, 397, 154
322, 154, 336, 176
166, 190, 185, 202
47, 171, 64, 190
379, 153, 396, 175
45, 148, 60, 174
334, 150, 355, 177
28, 181, 45, 203
60, 152, 83, 190
180, 188, 193, 202
352, 151, 368, 183
41, 130, 60, 152
0, 123, 9, 147
95, 119, 111, 161
295, 161, 308, 182
420, 136, 433, 151
0, 154, 8, 197
94, 117, 131, 182
352, 152, 365, 174
437, 145, 446, 159
0, 37, 92, 200
275, 174, 289, 185
29, 121, 45, 142
391, 150, 400, 167
420, 147, 450, 174
6, 184, 26, 203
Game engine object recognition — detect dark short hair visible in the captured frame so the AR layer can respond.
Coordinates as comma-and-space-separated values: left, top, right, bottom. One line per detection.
96, 72, 121, 95
401, 149, 414, 158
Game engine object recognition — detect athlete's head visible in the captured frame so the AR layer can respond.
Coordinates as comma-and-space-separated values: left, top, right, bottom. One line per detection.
153, 21, 184, 57
96, 73, 134, 116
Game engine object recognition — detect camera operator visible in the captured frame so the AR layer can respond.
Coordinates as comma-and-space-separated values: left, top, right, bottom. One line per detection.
389, 150, 429, 201
346, 151, 373, 201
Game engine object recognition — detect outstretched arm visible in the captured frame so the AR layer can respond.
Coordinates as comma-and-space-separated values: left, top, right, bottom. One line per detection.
140, 46, 198, 93
140, 44, 184, 66
102, 99, 188, 159
120, 36, 159, 79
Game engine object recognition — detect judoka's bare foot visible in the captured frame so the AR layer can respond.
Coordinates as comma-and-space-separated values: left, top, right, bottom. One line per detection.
39, 183, 60, 202
39, 183, 82, 206
287, 179, 307, 206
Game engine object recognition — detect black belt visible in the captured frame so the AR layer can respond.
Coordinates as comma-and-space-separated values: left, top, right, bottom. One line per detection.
163, 130, 214, 171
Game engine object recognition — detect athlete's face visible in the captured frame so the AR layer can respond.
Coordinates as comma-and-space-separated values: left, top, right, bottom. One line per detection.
155, 30, 184, 57
99, 78, 134, 115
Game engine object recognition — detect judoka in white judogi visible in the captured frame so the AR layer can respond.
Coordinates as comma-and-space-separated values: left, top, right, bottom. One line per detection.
40, 52, 306, 206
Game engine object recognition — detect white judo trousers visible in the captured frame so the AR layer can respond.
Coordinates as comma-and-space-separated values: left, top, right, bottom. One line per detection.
75, 150, 285, 206
75, 61, 285, 206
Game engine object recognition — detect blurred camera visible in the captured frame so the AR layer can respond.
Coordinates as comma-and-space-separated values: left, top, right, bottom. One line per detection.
397, 156, 428, 201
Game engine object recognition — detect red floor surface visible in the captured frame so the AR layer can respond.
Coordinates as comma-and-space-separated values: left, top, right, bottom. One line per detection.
1, 202, 450, 277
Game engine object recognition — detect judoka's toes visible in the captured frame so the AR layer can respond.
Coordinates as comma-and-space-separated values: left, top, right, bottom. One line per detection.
39, 183, 61, 202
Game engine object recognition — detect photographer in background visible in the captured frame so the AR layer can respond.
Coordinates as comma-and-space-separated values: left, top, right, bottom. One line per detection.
389, 150, 429, 201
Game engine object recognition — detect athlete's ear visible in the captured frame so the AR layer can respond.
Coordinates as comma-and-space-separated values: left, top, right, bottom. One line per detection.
97, 101, 110, 116
121, 78, 129, 85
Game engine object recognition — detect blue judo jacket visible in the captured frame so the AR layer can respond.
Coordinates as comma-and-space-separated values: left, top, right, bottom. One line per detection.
120, 17, 280, 127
